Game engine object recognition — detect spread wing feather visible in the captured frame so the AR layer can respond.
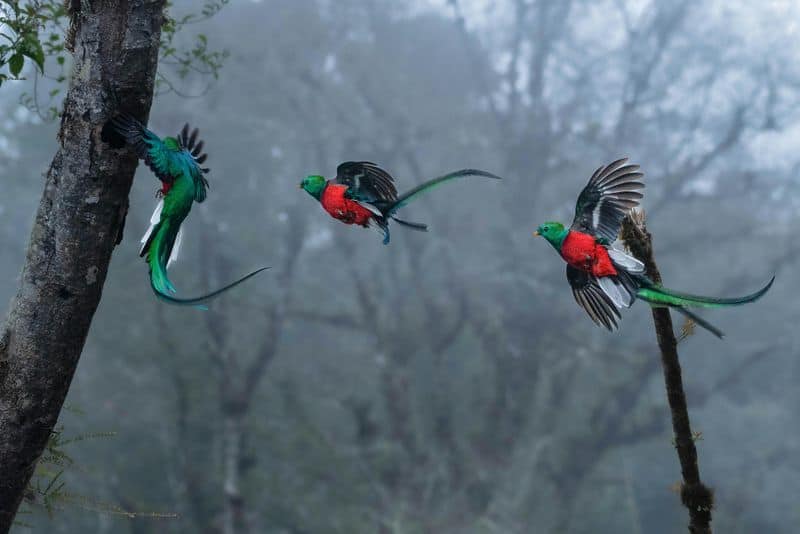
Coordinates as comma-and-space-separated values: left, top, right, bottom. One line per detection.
334, 161, 398, 203
177, 123, 211, 203
571, 158, 644, 241
110, 114, 175, 184
111, 116, 212, 205
566, 265, 621, 331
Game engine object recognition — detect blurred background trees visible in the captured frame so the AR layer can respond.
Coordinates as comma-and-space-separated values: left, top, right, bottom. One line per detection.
3, 0, 799, 532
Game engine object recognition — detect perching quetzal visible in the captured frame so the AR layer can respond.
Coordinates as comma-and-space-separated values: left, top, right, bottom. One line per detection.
106, 115, 267, 306
534, 157, 773, 338
299, 161, 501, 244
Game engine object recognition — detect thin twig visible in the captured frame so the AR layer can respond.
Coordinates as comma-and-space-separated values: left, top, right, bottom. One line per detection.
621, 212, 714, 534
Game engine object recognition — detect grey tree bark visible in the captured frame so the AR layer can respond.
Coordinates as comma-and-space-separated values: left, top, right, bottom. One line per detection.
0, 2, 165, 531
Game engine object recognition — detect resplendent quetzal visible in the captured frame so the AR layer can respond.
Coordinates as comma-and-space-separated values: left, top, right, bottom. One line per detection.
534, 157, 773, 338
300, 161, 501, 244
107, 115, 267, 306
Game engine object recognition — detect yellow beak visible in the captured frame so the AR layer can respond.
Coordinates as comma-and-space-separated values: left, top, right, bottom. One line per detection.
533, 230, 540, 237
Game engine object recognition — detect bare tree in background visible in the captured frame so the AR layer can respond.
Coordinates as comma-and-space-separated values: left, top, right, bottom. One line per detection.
2, 1, 796, 532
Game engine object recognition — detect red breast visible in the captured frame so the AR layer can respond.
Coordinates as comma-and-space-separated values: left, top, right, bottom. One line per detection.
561, 231, 617, 277
320, 184, 375, 227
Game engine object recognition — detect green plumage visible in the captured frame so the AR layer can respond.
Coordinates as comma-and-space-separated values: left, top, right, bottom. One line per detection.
109, 115, 266, 306
635, 276, 774, 339
303, 162, 502, 244
143, 176, 194, 299
378, 169, 502, 214
635, 277, 774, 309
534, 158, 774, 337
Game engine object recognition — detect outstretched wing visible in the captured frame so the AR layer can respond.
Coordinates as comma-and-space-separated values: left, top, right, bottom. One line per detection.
110, 114, 177, 184
571, 158, 644, 242
334, 161, 398, 203
566, 265, 621, 331
177, 124, 211, 203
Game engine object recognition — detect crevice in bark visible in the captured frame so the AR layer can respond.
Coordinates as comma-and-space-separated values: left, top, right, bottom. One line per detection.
621, 213, 714, 534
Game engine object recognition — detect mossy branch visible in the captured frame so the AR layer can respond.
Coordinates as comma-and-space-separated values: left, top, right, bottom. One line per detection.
621, 211, 714, 534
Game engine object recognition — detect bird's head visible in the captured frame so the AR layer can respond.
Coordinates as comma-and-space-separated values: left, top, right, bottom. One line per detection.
534, 221, 568, 249
299, 175, 326, 199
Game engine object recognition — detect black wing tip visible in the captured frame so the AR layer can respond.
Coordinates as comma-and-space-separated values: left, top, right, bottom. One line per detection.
102, 112, 146, 148
567, 265, 622, 330
177, 122, 210, 169
192, 140, 205, 157
591, 156, 634, 175
609, 156, 630, 167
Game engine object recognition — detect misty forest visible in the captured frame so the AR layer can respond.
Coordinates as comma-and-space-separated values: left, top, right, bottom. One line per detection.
0, 1, 798, 533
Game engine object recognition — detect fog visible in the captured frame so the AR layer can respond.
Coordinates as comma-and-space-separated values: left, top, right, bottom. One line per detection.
4, 1, 799, 532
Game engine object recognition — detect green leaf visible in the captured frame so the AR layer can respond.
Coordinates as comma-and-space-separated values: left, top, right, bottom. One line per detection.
21, 36, 45, 73
9, 53, 23, 77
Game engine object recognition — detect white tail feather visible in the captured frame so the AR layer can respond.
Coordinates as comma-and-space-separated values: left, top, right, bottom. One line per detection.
608, 247, 645, 273
169, 228, 183, 268
139, 200, 164, 255
139, 199, 181, 267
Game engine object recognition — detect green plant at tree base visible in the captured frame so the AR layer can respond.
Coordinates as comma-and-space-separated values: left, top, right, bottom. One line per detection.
15, 418, 178, 527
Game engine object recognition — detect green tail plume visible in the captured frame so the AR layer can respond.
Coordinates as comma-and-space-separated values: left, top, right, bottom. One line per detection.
384, 169, 502, 215
635, 276, 773, 339
635, 276, 774, 309
149, 267, 269, 308
145, 219, 268, 308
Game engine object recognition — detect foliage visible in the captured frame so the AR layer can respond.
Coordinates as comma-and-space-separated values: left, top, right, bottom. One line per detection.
158, 0, 230, 96
0, 1, 52, 84
18, 424, 116, 519
16, 422, 178, 527
0, 0, 230, 119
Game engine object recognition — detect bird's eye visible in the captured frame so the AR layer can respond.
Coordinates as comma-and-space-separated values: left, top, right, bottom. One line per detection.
542, 226, 549, 233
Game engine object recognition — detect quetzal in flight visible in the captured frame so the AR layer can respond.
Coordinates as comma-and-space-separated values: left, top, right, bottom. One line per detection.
534, 157, 773, 338
106, 115, 267, 306
299, 161, 501, 244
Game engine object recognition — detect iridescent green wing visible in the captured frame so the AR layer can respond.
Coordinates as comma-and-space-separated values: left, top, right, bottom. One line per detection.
334, 161, 398, 203
110, 114, 180, 184
571, 158, 644, 241
177, 123, 210, 203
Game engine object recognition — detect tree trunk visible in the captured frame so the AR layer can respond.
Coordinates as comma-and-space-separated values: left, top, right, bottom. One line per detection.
222, 410, 247, 534
0, 2, 164, 530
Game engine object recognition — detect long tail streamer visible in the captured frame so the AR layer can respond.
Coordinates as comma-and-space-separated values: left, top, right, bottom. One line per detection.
635, 276, 774, 338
